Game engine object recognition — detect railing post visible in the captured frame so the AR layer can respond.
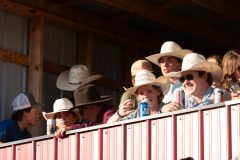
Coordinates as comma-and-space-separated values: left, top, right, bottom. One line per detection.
11, 144, 15, 160
226, 105, 232, 160
146, 120, 151, 160
53, 137, 58, 160
198, 110, 204, 160
75, 133, 80, 160
32, 140, 36, 160
122, 124, 126, 160
172, 115, 177, 160
98, 128, 103, 160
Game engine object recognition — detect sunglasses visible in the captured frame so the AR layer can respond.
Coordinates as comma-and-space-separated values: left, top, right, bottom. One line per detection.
179, 74, 194, 83
237, 66, 240, 72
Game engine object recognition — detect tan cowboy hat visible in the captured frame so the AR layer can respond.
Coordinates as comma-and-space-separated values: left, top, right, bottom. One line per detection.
131, 59, 153, 76
145, 41, 192, 66
167, 53, 223, 83
56, 65, 103, 91
70, 84, 112, 110
42, 98, 74, 120
125, 70, 170, 95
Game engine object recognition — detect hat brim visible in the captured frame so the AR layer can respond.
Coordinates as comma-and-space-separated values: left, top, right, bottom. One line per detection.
42, 109, 68, 120
145, 49, 192, 66
167, 62, 223, 83
126, 76, 170, 96
70, 96, 113, 110
56, 71, 103, 91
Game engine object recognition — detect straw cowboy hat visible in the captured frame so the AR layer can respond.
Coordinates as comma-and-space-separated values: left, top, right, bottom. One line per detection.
42, 98, 74, 120
167, 53, 223, 83
145, 41, 192, 66
56, 65, 103, 91
125, 70, 170, 95
70, 84, 112, 110
131, 59, 153, 76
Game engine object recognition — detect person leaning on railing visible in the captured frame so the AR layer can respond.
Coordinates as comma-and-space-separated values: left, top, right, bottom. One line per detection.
42, 98, 79, 136
55, 84, 116, 138
221, 49, 240, 100
107, 70, 170, 123
0, 93, 41, 143
163, 53, 230, 110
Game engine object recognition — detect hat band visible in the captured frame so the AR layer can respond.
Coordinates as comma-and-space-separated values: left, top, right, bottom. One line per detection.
68, 81, 81, 84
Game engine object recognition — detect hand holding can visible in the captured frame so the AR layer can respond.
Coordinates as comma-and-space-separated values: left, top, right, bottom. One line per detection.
175, 88, 185, 109
139, 100, 150, 117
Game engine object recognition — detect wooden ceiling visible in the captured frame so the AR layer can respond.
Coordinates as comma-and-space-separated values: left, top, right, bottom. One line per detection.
3, 0, 240, 57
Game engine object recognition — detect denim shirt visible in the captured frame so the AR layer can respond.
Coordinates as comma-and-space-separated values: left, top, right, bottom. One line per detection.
185, 87, 231, 108
185, 87, 214, 108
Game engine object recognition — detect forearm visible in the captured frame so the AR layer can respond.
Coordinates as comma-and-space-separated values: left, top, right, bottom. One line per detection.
107, 111, 122, 123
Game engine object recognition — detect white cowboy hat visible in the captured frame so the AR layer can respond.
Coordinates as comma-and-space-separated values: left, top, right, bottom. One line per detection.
56, 65, 103, 91
42, 98, 74, 120
167, 53, 223, 83
145, 41, 192, 66
131, 59, 153, 76
125, 70, 170, 95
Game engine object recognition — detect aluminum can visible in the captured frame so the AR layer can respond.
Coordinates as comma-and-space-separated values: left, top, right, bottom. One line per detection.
214, 88, 224, 103
175, 88, 185, 109
46, 119, 56, 134
139, 100, 150, 117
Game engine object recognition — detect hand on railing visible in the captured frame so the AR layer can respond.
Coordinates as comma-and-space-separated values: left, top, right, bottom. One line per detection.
161, 101, 180, 113
54, 126, 71, 138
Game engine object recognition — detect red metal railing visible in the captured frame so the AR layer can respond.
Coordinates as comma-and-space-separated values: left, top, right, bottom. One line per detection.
0, 100, 240, 160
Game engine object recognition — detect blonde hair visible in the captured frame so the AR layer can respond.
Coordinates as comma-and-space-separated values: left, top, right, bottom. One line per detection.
221, 50, 240, 90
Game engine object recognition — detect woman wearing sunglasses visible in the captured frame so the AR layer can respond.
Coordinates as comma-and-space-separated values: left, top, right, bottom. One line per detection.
107, 70, 170, 122
165, 53, 230, 109
221, 50, 240, 99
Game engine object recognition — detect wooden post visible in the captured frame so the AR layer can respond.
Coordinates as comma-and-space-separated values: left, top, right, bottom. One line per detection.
79, 31, 94, 72
28, 15, 44, 136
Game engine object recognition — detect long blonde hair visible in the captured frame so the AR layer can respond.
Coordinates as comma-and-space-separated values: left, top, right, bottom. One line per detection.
221, 50, 240, 90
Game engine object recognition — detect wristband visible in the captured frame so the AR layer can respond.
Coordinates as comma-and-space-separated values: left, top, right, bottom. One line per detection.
116, 110, 124, 119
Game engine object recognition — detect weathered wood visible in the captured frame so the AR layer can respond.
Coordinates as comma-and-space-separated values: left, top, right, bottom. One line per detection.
79, 31, 94, 72
28, 15, 44, 136
95, 0, 239, 47
0, 48, 28, 65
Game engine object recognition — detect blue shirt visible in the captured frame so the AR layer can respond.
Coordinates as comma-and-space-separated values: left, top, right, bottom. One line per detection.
0, 119, 31, 143
185, 87, 231, 108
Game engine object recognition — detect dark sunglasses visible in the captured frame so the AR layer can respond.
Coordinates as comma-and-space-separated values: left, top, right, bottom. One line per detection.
237, 66, 240, 71
179, 74, 194, 83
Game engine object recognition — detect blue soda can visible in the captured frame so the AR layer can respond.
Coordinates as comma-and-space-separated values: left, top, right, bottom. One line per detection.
139, 100, 150, 117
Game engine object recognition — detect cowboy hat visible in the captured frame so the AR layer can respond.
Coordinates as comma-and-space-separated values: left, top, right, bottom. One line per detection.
56, 65, 103, 91
42, 98, 74, 120
125, 70, 170, 95
70, 84, 112, 110
167, 53, 223, 83
131, 59, 153, 76
145, 41, 192, 66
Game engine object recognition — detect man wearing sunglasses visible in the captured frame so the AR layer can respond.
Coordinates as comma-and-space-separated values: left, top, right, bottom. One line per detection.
146, 41, 192, 112
167, 53, 230, 109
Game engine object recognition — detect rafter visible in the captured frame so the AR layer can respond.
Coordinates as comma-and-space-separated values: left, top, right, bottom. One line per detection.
2, 0, 159, 48
95, 0, 239, 47
191, 0, 240, 21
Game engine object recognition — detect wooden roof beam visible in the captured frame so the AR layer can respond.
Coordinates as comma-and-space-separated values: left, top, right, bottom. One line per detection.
95, 0, 239, 47
191, 0, 240, 21
5, 0, 157, 48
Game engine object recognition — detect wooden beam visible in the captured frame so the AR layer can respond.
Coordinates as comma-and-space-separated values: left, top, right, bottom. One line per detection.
3, 0, 157, 48
78, 31, 94, 72
62, 0, 88, 7
28, 15, 44, 136
0, 48, 28, 65
191, 0, 240, 20
95, 0, 239, 47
